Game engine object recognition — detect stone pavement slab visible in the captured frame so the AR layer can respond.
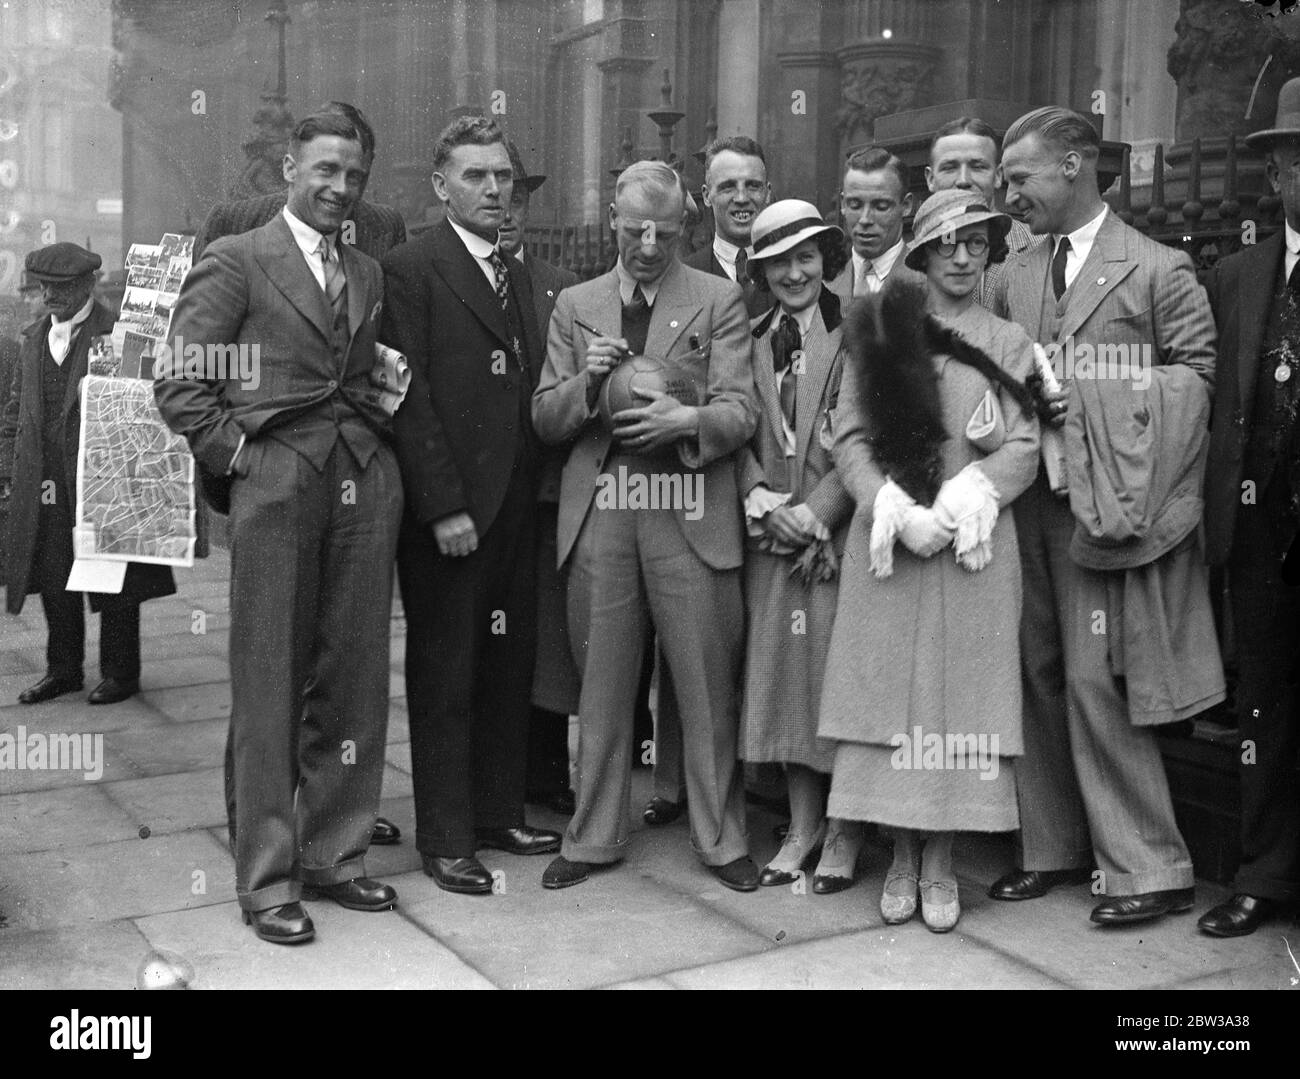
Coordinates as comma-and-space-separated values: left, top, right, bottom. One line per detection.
0, 919, 156, 989
102, 767, 228, 837
0, 784, 143, 855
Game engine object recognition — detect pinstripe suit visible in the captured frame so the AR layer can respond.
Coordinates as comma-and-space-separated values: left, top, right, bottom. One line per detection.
998, 209, 1216, 895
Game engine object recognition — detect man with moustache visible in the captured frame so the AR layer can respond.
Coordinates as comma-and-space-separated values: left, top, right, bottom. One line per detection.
924, 116, 1036, 308
1198, 79, 1300, 937
496, 139, 581, 817
381, 117, 561, 896
989, 106, 1220, 926
156, 108, 403, 943
533, 160, 758, 892
828, 147, 924, 304
2, 244, 175, 706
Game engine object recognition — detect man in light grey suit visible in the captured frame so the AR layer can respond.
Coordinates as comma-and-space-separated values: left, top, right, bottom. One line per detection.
155, 109, 403, 944
990, 106, 1218, 925
532, 160, 759, 892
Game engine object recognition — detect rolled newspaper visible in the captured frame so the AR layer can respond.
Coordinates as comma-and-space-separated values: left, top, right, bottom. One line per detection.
365, 342, 411, 416
1032, 342, 1068, 495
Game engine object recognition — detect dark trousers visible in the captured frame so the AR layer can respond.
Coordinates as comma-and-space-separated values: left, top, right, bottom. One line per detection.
399, 459, 538, 858
227, 438, 402, 911
1229, 506, 1300, 903
35, 502, 140, 681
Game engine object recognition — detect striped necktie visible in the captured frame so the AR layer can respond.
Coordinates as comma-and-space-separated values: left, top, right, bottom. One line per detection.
318, 237, 345, 314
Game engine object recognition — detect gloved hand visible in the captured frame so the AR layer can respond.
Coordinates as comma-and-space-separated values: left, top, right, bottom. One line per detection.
933, 465, 999, 572
897, 504, 955, 558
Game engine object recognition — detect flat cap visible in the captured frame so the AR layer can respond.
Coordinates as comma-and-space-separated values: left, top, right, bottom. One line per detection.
25, 242, 101, 282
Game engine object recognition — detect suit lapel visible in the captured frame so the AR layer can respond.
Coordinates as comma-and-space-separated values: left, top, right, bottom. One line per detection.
752, 322, 786, 452
643, 260, 701, 359
794, 308, 835, 473
339, 241, 370, 354
431, 219, 512, 351
1056, 213, 1137, 344
1008, 238, 1052, 339
254, 215, 334, 343
1238, 232, 1285, 415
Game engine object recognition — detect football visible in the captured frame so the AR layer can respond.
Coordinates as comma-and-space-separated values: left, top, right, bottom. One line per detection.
597, 354, 700, 429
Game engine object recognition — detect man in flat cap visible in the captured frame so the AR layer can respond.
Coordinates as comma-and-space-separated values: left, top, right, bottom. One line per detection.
1199, 77, 1300, 938
497, 140, 581, 817
1, 242, 175, 705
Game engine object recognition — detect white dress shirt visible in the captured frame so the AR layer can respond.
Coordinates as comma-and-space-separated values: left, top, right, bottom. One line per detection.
47, 295, 95, 365
282, 206, 343, 293
712, 235, 743, 283
448, 218, 501, 288
615, 259, 662, 307
1286, 220, 1300, 286
852, 237, 905, 296
1052, 205, 1109, 293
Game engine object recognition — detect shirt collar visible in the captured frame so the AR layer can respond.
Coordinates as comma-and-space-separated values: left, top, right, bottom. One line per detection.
772, 302, 816, 338
615, 259, 662, 307
712, 235, 742, 267
854, 237, 904, 279
512, 246, 526, 264
51, 295, 94, 329
449, 218, 499, 261
1056, 205, 1108, 256
1286, 220, 1300, 258
282, 205, 333, 260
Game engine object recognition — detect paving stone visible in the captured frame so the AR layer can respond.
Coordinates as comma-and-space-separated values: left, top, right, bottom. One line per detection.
102, 767, 228, 836
661, 925, 1067, 990
144, 681, 231, 723
0, 695, 168, 736
0, 784, 142, 854
104, 717, 228, 777
0, 919, 156, 989
134, 655, 230, 690
133, 893, 494, 989
0, 831, 235, 932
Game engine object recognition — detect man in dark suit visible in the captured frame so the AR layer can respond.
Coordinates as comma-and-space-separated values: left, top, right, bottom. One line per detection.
533, 160, 759, 892
1198, 80, 1300, 937
497, 140, 581, 817
381, 117, 561, 897
200, 100, 403, 852
1, 244, 175, 705
156, 109, 403, 944
195, 101, 406, 263
684, 135, 771, 320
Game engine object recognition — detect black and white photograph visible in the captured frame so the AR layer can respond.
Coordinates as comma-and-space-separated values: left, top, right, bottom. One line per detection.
0, 0, 1296, 1039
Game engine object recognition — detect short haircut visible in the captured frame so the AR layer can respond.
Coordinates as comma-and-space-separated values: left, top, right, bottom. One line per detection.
1003, 106, 1100, 162
289, 108, 364, 158
432, 115, 506, 173
748, 230, 849, 292
319, 101, 376, 160
702, 135, 767, 176
842, 147, 908, 197
614, 160, 686, 215
930, 116, 1000, 159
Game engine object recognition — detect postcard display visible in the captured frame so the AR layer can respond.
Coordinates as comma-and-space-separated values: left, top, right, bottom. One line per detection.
71, 234, 197, 594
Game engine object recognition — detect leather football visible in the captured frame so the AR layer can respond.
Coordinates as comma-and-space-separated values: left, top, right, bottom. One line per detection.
597, 354, 699, 429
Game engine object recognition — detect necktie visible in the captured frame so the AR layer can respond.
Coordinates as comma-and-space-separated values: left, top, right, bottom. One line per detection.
489, 248, 512, 313
773, 314, 800, 433
622, 284, 650, 356
1288, 257, 1300, 295
734, 248, 748, 285
854, 261, 874, 297
1051, 236, 1071, 301
318, 237, 345, 314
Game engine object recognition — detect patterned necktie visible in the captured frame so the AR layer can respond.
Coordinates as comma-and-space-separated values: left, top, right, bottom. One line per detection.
489, 247, 524, 368
318, 237, 345, 314
734, 248, 748, 286
1051, 236, 1071, 301
854, 260, 874, 297
773, 314, 800, 432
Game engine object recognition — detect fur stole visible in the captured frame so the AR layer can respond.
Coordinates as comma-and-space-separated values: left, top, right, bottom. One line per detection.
844, 279, 1036, 506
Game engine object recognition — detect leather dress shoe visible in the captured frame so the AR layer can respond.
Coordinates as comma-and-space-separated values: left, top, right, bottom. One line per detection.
370, 817, 401, 845
242, 902, 315, 944
988, 866, 1092, 901
1197, 894, 1277, 938
542, 854, 605, 889
422, 855, 493, 895
526, 788, 577, 815
1090, 887, 1195, 925
475, 824, 562, 856
711, 856, 760, 893
18, 674, 83, 705
302, 877, 396, 912
642, 796, 684, 826
88, 676, 140, 705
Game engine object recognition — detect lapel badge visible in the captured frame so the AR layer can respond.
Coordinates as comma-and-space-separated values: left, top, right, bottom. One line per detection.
669, 320, 679, 329
547, 289, 555, 298
1097, 277, 1106, 286
1277, 361, 1293, 384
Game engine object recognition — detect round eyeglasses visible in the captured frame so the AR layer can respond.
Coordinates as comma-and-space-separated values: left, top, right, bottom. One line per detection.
932, 234, 990, 257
